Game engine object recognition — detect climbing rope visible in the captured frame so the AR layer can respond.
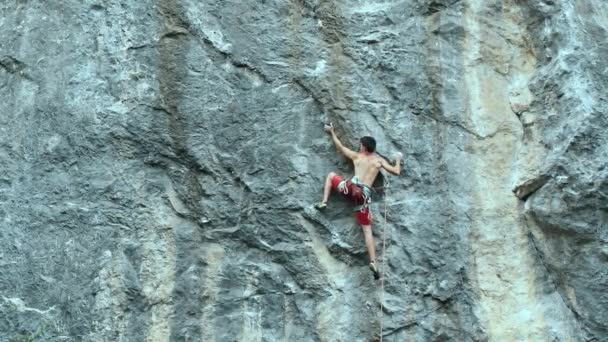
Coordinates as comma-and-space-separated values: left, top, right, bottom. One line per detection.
379, 176, 390, 342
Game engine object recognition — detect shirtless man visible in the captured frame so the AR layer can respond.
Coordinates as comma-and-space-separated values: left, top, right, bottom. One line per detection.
315, 122, 402, 279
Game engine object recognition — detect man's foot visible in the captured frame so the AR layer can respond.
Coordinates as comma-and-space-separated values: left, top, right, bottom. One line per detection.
314, 202, 327, 210
369, 261, 380, 280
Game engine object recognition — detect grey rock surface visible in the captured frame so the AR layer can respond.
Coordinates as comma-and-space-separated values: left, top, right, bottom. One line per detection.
519, 1, 608, 340
0, 0, 605, 341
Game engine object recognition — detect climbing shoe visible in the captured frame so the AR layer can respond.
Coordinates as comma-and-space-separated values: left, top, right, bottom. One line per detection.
369, 261, 380, 280
314, 202, 327, 210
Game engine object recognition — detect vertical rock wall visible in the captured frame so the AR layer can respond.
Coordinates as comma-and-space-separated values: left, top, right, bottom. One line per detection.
518, 1, 608, 340
0, 0, 605, 341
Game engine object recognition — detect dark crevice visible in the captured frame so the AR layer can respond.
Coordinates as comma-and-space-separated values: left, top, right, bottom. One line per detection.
126, 44, 155, 51
0, 55, 34, 82
525, 228, 585, 329
427, 2, 447, 15
161, 28, 189, 39
418, 113, 484, 139
381, 304, 443, 338
0, 55, 26, 73
229, 59, 271, 83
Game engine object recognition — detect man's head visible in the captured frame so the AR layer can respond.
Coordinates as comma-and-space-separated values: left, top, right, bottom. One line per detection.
359, 136, 376, 153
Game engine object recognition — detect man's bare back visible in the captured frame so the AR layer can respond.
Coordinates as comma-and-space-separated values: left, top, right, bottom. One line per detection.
353, 153, 384, 188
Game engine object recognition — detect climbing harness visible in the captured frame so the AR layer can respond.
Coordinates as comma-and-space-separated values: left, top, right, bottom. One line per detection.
337, 176, 372, 212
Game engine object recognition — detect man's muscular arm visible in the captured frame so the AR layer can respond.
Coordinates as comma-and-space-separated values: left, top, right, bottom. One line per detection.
381, 152, 402, 175
325, 123, 357, 160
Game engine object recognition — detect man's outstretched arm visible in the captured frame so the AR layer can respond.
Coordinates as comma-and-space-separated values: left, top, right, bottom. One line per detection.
381, 152, 402, 175
325, 123, 357, 160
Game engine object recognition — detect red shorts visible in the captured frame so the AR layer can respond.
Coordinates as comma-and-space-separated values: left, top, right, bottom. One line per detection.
331, 175, 372, 226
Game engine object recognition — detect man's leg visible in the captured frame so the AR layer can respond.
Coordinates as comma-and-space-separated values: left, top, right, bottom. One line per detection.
322, 172, 337, 203
361, 225, 376, 263
358, 209, 379, 279
317, 172, 341, 209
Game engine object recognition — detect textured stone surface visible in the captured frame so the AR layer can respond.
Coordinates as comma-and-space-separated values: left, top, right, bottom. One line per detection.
519, 1, 608, 340
0, 0, 606, 341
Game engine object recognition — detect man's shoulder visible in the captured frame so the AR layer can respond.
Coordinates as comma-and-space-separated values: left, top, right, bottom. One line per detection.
373, 154, 385, 162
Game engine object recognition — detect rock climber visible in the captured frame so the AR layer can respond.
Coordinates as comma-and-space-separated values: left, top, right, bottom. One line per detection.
315, 122, 402, 279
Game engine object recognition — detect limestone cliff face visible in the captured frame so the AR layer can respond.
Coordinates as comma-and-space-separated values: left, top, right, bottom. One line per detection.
0, 1, 606, 341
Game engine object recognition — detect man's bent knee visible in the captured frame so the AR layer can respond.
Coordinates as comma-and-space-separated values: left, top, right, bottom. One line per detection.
329, 173, 344, 190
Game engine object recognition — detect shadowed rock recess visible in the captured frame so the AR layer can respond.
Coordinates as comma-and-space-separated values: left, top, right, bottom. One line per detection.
0, 0, 606, 341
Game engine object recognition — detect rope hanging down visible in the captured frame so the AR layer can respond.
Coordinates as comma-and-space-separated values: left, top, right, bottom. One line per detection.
379, 176, 390, 342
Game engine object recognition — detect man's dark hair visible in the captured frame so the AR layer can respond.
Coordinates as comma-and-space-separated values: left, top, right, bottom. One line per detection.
360, 136, 376, 153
